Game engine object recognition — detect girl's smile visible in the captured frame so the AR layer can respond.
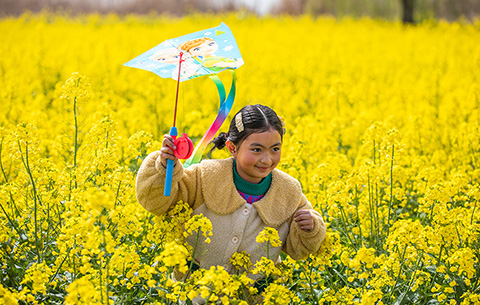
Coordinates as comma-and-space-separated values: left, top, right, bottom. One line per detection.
227, 128, 282, 184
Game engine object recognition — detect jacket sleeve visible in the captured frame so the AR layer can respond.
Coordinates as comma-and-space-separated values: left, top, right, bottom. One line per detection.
135, 151, 204, 215
283, 194, 326, 260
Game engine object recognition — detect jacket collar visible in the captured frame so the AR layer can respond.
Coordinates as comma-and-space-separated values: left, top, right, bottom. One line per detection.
199, 158, 302, 227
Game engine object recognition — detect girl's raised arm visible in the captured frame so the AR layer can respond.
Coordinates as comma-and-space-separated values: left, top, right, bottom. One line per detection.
135, 149, 203, 216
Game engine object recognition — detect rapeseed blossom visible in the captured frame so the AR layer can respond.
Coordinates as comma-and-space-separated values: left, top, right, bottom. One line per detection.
156, 241, 189, 273
256, 227, 282, 248
230, 251, 253, 273
263, 283, 299, 305
1, 12, 479, 304
184, 213, 213, 242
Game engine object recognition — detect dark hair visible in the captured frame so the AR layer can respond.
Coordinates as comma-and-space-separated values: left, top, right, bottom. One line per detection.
211, 104, 284, 150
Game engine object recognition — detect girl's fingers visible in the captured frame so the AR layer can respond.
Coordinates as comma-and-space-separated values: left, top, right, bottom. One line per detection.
296, 219, 313, 227
163, 135, 177, 150
161, 146, 176, 158
297, 221, 313, 231
160, 135, 178, 167
294, 210, 311, 221
294, 210, 314, 231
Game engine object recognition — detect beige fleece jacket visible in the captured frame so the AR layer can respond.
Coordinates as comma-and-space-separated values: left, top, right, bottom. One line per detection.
135, 151, 326, 279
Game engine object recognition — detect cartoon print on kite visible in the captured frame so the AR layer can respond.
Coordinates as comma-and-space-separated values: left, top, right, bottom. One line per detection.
123, 22, 244, 82
149, 48, 200, 79
178, 37, 243, 74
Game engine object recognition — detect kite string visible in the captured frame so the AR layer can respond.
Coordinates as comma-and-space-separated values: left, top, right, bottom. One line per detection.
173, 52, 184, 127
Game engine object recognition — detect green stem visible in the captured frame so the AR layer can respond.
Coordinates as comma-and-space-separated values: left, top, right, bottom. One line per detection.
395, 251, 424, 305
49, 247, 72, 284
367, 174, 374, 248
354, 185, 363, 248
0, 247, 20, 286
184, 230, 201, 281
375, 183, 380, 247
386, 245, 408, 303
70, 95, 79, 193
338, 205, 357, 250
471, 199, 477, 226
18, 140, 42, 262
8, 191, 20, 223
0, 201, 22, 238
99, 253, 104, 305
178, 230, 203, 304
103, 228, 110, 305
0, 137, 8, 182
305, 265, 319, 305
427, 246, 444, 293
387, 145, 395, 235
72, 239, 77, 281
73, 96, 78, 170
114, 180, 122, 208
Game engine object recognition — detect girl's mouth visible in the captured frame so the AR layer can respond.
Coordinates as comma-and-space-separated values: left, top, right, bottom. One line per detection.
256, 166, 270, 172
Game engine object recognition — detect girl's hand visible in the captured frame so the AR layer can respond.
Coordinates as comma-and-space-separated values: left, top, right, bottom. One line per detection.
160, 134, 178, 168
294, 210, 315, 232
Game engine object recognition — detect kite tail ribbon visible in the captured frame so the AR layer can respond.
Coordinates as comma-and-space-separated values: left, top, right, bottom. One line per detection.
183, 70, 236, 168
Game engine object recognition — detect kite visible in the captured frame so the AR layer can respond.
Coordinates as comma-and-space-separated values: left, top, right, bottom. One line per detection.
124, 22, 243, 196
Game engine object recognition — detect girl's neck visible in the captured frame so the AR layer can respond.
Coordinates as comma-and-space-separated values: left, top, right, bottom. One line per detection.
233, 160, 271, 196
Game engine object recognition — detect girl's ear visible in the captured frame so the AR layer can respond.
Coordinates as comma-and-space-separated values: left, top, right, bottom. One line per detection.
225, 140, 237, 157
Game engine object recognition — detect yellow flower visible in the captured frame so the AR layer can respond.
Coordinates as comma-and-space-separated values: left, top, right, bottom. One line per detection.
61, 72, 91, 102
184, 213, 213, 239
447, 248, 477, 278
65, 276, 102, 304
252, 257, 282, 277
256, 227, 282, 247
2, 13, 480, 305
156, 241, 189, 274
230, 251, 253, 272
0, 283, 19, 305
438, 293, 447, 302
263, 283, 299, 305
20, 261, 52, 295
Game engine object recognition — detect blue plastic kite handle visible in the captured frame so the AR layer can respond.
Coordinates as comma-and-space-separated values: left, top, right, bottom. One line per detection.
164, 126, 178, 196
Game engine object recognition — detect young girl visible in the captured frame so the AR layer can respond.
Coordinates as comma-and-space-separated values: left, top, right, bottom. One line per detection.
135, 104, 326, 289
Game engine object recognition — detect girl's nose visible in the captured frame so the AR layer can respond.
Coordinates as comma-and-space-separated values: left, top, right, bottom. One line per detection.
259, 154, 272, 165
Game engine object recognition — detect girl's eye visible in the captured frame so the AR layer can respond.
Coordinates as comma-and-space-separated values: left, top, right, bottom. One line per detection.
209, 42, 215, 46
273, 147, 281, 152
194, 47, 200, 52
252, 148, 261, 152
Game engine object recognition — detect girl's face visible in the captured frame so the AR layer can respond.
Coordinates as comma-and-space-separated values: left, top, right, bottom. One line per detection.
227, 128, 282, 184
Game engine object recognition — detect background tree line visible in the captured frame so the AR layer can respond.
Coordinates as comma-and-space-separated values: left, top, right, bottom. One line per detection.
277, 0, 479, 23
0, 0, 479, 23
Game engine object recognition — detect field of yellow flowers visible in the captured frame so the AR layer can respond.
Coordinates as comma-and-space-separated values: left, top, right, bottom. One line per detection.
1, 12, 480, 304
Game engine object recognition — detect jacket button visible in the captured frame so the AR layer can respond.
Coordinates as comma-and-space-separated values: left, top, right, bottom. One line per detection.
243, 209, 249, 215
232, 236, 239, 244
